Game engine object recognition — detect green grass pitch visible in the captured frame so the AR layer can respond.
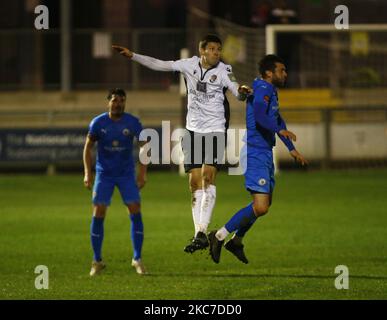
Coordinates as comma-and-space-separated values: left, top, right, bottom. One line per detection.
1, 169, 387, 299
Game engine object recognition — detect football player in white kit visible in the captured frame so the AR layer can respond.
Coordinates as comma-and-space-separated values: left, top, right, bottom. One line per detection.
113, 34, 251, 254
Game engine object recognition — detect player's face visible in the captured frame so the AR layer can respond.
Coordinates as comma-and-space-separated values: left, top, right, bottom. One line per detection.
272, 62, 287, 87
108, 94, 126, 117
201, 42, 222, 67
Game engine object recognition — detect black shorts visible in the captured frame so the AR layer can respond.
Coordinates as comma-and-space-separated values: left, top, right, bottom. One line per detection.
181, 129, 226, 173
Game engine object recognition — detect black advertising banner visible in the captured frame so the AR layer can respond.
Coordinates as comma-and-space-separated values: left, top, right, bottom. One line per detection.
0, 129, 88, 162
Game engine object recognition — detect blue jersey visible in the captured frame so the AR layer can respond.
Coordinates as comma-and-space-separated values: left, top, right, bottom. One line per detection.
246, 78, 294, 151
88, 112, 143, 177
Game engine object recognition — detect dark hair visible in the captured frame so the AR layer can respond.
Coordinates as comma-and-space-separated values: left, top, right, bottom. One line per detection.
199, 34, 222, 50
259, 54, 285, 78
107, 88, 126, 100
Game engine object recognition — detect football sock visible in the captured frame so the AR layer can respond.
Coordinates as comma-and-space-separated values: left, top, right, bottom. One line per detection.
235, 216, 258, 238
90, 216, 104, 262
191, 189, 203, 235
224, 202, 257, 236
199, 185, 216, 233
215, 227, 229, 241
130, 213, 144, 261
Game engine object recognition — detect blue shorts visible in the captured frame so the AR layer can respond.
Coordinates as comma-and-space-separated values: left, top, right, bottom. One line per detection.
92, 173, 140, 206
244, 149, 275, 194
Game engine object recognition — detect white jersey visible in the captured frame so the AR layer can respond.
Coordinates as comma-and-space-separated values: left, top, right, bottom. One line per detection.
132, 53, 241, 133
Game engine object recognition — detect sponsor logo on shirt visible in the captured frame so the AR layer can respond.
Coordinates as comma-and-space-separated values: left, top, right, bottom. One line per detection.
112, 140, 119, 147
189, 89, 215, 102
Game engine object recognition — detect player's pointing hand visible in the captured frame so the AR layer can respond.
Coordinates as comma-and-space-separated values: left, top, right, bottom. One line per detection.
112, 45, 133, 59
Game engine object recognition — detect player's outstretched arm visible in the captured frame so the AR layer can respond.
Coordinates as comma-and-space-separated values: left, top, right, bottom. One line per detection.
290, 149, 308, 166
112, 44, 175, 72
112, 45, 133, 59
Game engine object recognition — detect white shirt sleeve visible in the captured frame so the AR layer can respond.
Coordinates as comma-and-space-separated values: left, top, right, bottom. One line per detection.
171, 57, 196, 73
132, 53, 175, 72
222, 66, 240, 98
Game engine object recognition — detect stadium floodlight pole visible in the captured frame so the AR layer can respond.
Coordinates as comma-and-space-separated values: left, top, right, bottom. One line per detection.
179, 48, 189, 176
60, 0, 72, 93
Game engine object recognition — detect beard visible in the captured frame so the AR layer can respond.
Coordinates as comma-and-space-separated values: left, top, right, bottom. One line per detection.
272, 78, 286, 88
110, 108, 124, 117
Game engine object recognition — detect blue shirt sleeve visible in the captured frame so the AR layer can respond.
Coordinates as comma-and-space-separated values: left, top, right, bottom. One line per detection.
133, 118, 143, 140
88, 118, 100, 141
277, 114, 295, 151
252, 87, 282, 133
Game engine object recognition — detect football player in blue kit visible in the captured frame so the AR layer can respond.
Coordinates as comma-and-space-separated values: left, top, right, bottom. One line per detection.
208, 55, 308, 264
83, 88, 148, 276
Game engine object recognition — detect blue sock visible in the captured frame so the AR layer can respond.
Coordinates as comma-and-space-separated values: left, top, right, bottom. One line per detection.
235, 217, 257, 237
90, 217, 104, 262
225, 203, 257, 235
130, 213, 144, 261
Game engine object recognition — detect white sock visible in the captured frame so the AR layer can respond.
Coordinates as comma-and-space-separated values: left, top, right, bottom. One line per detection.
215, 227, 229, 241
191, 189, 203, 236
198, 185, 216, 233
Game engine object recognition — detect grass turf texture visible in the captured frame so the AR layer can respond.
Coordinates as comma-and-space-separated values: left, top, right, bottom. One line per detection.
1, 169, 386, 300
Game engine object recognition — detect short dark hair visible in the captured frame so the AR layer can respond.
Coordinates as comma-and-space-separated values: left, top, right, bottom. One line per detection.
259, 54, 285, 78
199, 34, 222, 50
107, 88, 126, 100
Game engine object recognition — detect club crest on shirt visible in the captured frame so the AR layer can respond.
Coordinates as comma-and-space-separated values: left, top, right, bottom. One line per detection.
122, 128, 130, 136
258, 178, 266, 186
209, 75, 217, 83
112, 140, 119, 147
